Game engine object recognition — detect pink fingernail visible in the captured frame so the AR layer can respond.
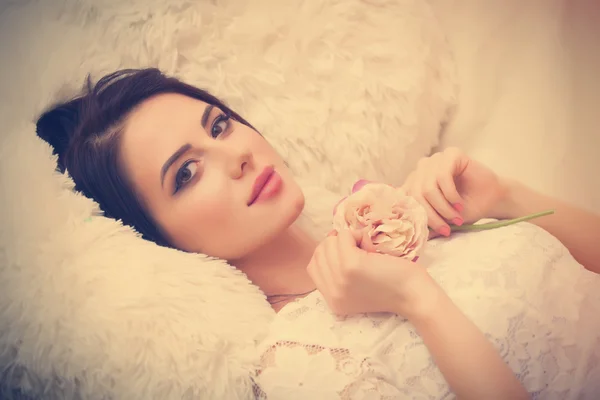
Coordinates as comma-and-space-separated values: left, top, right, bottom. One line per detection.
452, 217, 463, 226
439, 226, 451, 237
453, 203, 463, 213
412, 256, 419, 262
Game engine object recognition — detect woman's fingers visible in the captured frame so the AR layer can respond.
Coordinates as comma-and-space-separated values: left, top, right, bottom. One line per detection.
404, 155, 468, 236
337, 228, 361, 249
323, 235, 342, 277
415, 194, 451, 236
336, 229, 364, 268
437, 173, 464, 213
443, 146, 470, 177
428, 228, 441, 240
422, 181, 463, 226
321, 238, 336, 266
405, 171, 452, 236
439, 150, 467, 212
308, 242, 337, 300
306, 253, 325, 292
404, 171, 444, 233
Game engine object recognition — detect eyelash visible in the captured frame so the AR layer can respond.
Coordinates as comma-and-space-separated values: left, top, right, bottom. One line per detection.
173, 160, 198, 194
173, 112, 232, 194
211, 112, 231, 138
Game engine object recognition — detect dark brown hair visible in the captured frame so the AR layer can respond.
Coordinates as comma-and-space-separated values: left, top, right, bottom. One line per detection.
36, 68, 255, 247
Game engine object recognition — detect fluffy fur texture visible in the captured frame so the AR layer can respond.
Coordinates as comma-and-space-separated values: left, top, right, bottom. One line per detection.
0, 124, 273, 399
2, 0, 456, 195
0, 0, 455, 398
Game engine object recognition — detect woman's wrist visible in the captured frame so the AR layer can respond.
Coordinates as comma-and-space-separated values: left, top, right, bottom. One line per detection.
392, 272, 445, 321
490, 177, 525, 220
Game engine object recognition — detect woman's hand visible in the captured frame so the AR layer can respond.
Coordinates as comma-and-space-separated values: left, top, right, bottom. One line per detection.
307, 229, 438, 317
401, 147, 508, 238
310, 229, 530, 399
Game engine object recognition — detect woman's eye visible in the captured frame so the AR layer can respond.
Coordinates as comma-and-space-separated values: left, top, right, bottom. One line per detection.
211, 114, 230, 138
174, 160, 198, 193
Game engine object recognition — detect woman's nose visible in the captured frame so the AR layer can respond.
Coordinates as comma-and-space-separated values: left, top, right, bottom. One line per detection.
227, 148, 253, 179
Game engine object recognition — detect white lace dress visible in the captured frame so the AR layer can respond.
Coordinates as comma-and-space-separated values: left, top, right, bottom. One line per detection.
253, 223, 600, 399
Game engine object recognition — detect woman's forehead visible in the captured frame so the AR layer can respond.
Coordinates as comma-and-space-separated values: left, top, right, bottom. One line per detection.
119, 94, 209, 187
126, 94, 208, 135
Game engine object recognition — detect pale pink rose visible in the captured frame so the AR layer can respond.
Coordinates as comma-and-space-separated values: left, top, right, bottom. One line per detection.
332, 181, 428, 259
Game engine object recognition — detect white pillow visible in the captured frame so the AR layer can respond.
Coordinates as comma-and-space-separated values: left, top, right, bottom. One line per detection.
0, 123, 273, 399
0, 0, 456, 398
3, 0, 456, 195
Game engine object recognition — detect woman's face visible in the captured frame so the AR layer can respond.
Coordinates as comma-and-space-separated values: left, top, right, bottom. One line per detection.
119, 93, 305, 260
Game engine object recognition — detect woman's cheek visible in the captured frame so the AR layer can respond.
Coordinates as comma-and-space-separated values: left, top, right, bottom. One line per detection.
190, 186, 235, 223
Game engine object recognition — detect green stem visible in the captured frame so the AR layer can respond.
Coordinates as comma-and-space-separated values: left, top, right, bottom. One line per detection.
447, 210, 555, 232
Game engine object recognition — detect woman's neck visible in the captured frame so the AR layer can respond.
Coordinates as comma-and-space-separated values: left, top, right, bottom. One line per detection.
232, 223, 317, 298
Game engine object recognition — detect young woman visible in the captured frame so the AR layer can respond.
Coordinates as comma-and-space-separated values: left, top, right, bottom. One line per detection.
36, 68, 600, 399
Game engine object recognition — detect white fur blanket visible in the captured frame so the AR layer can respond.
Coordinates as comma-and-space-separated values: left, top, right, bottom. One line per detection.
0, 0, 454, 398
1, 0, 598, 399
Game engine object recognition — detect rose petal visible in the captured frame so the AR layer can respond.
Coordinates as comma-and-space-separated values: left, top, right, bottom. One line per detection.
333, 182, 429, 259
375, 220, 410, 234
359, 230, 379, 253
332, 196, 348, 216
351, 179, 373, 193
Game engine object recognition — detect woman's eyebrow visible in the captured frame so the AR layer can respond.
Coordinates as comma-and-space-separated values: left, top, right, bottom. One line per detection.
201, 104, 214, 130
159, 104, 214, 188
160, 143, 192, 188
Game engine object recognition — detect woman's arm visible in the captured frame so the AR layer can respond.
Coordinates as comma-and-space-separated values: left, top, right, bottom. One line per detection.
400, 147, 600, 273
403, 277, 530, 400
492, 178, 600, 273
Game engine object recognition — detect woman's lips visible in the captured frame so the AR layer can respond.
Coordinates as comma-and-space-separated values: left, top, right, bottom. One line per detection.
248, 166, 283, 206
